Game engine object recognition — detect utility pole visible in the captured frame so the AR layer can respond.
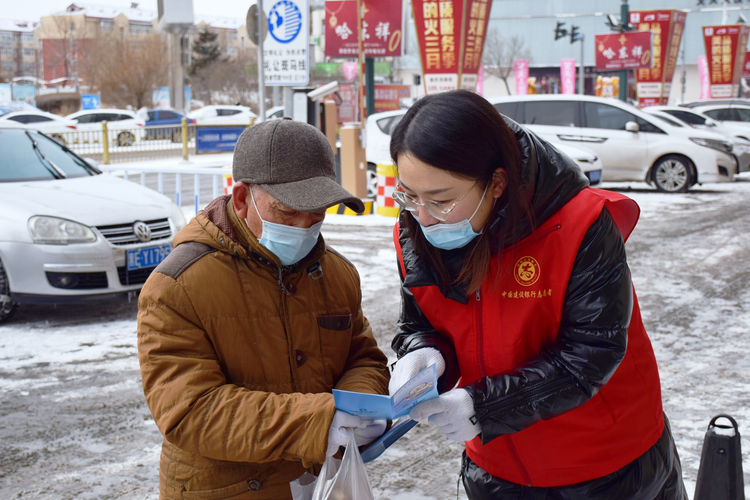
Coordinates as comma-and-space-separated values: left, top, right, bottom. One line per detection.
257, 7, 266, 123
579, 35, 585, 95
619, 0, 629, 102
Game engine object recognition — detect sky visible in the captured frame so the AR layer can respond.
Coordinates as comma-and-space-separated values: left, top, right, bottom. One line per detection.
4, 0, 255, 23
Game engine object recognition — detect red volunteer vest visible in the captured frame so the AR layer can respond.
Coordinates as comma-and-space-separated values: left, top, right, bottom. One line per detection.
395, 188, 664, 487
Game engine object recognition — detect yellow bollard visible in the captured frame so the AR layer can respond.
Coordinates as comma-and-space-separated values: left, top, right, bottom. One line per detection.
376, 163, 400, 217
182, 117, 188, 161
102, 121, 110, 165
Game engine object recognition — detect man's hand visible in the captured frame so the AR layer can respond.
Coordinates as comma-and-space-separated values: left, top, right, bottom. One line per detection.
326, 410, 387, 456
409, 388, 480, 442
389, 347, 445, 395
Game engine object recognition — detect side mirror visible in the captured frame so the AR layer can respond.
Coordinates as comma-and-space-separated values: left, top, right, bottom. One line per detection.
705, 118, 718, 127
625, 121, 640, 132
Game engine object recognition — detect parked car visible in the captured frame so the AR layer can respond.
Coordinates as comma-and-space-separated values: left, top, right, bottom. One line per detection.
686, 103, 750, 130
187, 105, 258, 126
266, 105, 285, 120
0, 108, 78, 143
142, 109, 195, 142
642, 106, 750, 173
488, 95, 737, 192
0, 121, 186, 323
65, 109, 146, 146
365, 108, 603, 198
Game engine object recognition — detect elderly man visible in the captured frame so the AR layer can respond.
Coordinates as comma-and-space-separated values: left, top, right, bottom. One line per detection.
137, 118, 390, 499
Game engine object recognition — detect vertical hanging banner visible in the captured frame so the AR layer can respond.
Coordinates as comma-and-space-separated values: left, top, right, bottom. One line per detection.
560, 59, 577, 95
412, 0, 492, 94
697, 55, 711, 100
629, 9, 687, 108
263, 0, 310, 85
743, 51, 750, 79
702, 25, 750, 99
324, 0, 404, 57
513, 60, 529, 95
460, 0, 492, 90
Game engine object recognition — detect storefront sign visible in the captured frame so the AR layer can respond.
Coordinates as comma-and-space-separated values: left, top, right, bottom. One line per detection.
697, 55, 711, 100
594, 31, 652, 71
333, 83, 356, 123
371, 84, 410, 112
263, 0, 310, 85
702, 25, 750, 99
412, 0, 491, 94
514, 59, 529, 95
324, 0, 404, 57
629, 10, 687, 108
560, 58, 576, 95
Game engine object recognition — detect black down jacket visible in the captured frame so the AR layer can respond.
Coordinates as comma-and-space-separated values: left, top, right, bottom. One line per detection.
392, 118, 687, 500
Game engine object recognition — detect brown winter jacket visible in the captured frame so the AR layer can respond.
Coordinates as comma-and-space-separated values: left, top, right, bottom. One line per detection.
137, 195, 390, 499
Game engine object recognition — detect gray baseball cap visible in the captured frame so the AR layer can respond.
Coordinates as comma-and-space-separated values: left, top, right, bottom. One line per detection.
232, 118, 365, 213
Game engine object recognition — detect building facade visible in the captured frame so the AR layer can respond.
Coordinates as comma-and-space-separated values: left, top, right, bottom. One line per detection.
0, 20, 39, 82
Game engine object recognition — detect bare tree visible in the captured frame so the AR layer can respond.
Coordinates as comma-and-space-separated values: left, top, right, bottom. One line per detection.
85, 34, 168, 109
40, 15, 89, 83
482, 29, 531, 94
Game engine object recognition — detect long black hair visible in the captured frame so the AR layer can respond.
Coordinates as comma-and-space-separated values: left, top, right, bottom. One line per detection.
390, 90, 532, 293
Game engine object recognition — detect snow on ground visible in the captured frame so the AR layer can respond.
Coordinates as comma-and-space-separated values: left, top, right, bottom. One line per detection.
1, 178, 750, 498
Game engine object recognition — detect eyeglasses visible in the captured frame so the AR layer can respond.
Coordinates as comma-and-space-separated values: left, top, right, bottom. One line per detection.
392, 181, 479, 222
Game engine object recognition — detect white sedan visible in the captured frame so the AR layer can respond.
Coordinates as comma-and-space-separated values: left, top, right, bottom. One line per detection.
187, 105, 258, 126
0, 109, 78, 142
489, 95, 737, 192
65, 109, 146, 147
0, 121, 186, 323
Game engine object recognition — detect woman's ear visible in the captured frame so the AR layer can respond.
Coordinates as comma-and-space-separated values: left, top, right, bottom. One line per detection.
491, 168, 508, 199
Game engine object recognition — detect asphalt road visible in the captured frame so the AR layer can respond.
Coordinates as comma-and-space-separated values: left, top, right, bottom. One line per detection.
1, 179, 749, 499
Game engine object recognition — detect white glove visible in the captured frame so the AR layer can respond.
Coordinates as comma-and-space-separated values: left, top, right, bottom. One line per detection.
326, 410, 387, 456
409, 388, 481, 442
389, 347, 446, 395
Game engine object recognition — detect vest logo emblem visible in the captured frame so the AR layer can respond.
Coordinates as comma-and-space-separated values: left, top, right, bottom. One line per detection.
514, 256, 540, 287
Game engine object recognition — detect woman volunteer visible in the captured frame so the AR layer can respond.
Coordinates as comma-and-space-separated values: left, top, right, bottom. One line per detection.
388, 90, 686, 499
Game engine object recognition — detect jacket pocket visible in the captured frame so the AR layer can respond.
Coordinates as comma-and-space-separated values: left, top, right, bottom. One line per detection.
317, 314, 353, 386
182, 465, 275, 499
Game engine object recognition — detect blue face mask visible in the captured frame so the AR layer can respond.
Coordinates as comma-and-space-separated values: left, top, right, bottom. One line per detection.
415, 183, 489, 251
251, 189, 323, 266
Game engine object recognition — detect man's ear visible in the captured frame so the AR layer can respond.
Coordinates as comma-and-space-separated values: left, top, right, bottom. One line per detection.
232, 182, 251, 218
491, 168, 508, 199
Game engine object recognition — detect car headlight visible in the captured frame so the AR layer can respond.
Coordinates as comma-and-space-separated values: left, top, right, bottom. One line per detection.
690, 137, 733, 154
28, 216, 97, 244
169, 202, 187, 234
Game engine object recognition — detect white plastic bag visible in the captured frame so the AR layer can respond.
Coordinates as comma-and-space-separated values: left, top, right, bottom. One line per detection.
290, 429, 374, 500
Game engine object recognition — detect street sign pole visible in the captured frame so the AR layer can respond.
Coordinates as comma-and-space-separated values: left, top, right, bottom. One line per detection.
620, 0, 629, 102
357, 0, 366, 122
579, 35, 585, 94
257, 6, 266, 123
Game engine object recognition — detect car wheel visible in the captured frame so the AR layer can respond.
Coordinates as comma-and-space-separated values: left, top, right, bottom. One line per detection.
652, 155, 692, 193
367, 170, 378, 199
0, 258, 18, 324
117, 131, 135, 147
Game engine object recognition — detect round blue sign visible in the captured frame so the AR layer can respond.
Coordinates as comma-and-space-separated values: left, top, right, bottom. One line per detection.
268, 0, 303, 44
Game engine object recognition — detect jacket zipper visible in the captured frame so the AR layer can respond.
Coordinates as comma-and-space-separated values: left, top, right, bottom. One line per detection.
276, 266, 297, 392
507, 223, 561, 252
476, 287, 486, 378
504, 435, 533, 486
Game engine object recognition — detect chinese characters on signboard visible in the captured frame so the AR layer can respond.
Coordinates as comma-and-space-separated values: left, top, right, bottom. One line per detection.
594, 31, 652, 71
263, 0, 310, 85
412, 0, 491, 94
560, 59, 576, 95
628, 10, 686, 108
324, 0, 404, 58
514, 60, 528, 95
702, 25, 750, 99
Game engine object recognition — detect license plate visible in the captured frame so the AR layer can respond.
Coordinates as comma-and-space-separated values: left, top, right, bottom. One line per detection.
588, 170, 602, 183
127, 244, 172, 270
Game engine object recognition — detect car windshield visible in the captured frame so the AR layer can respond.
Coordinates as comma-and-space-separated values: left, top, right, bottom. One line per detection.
0, 129, 98, 182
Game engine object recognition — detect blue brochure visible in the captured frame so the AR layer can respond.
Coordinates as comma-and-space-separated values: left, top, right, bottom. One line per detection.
333, 364, 439, 420
360, 417, 419, 464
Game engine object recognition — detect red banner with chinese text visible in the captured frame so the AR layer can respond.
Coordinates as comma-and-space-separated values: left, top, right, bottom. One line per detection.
702, 25, 750, 99
628, 10, 687, 108
412, 0, 491, 94
363, 84, 412, 112
743, 51, 750, 79
594, 31, 653, 71
325, 0, 404, 58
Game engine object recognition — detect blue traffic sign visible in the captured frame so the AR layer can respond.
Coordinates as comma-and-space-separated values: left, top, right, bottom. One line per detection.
268, 0, 303, 44
82, 94, 100, 110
